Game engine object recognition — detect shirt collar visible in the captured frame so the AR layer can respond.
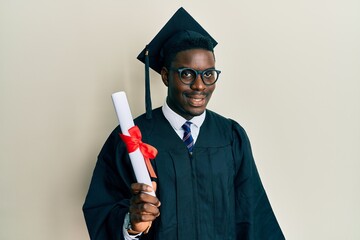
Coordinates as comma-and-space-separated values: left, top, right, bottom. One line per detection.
162, 101, 206, 130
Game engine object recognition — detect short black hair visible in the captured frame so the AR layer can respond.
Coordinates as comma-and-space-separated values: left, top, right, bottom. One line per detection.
160, 30, 214, 69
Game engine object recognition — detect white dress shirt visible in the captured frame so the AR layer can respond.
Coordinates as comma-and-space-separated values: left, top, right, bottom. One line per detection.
161, 101, 206, 144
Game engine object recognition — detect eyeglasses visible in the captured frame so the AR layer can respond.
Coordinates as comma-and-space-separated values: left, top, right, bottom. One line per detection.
170, 67, 221, 86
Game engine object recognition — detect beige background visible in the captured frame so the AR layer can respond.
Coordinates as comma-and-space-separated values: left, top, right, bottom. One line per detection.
1, 0, 359, 239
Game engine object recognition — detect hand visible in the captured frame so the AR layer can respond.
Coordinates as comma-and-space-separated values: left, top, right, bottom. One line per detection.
129, 182, 161, 233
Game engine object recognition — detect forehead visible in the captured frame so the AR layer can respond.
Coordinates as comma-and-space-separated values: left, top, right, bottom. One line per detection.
172, 49, 215, 68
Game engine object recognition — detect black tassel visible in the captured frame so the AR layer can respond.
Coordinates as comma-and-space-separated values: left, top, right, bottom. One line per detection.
145, 45, 152, 119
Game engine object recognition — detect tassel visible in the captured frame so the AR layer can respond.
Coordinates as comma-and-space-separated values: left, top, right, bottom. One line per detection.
145, 45, 152, 119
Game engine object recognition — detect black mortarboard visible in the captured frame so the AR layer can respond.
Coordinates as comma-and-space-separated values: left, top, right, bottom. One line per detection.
137, 7, 218, 119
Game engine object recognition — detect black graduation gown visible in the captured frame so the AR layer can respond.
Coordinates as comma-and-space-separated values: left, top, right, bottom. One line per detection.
83, 108, 285, 240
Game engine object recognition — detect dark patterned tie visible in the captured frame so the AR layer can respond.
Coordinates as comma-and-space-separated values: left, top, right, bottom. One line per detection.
182, 121, 194, 154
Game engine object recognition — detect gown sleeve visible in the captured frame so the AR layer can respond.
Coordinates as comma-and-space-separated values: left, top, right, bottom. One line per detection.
82, 127, 136, 240
231, 121, 285, 240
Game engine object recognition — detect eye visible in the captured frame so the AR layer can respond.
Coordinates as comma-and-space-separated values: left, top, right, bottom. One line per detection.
181, 69, 195, 79
203, 70, 214, 79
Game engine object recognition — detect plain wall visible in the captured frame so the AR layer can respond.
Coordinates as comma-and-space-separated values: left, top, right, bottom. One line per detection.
1, 0, 359, 239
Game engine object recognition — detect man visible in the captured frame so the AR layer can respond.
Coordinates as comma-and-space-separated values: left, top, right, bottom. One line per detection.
83, 7, 285, 240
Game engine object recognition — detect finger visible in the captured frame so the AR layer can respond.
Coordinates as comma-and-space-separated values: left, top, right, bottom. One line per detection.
131, 183, 153, 194
129, 202, 160, 216
131, 213, 157, 224
131, 192, 161, 207
129, 208, 160, 221
131, 221, 152, 233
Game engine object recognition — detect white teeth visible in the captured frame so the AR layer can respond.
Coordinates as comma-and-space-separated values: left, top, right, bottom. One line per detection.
189, 97, 203, 100
188, 96, 205, 105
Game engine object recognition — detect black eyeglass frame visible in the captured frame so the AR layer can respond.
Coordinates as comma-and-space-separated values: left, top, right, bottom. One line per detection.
169, 67, 221, 86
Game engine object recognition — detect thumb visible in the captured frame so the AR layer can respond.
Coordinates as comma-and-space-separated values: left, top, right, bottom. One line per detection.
151, 181, 157, 192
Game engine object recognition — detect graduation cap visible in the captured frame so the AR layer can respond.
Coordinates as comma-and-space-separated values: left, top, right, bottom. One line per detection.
137, 7, 218, 119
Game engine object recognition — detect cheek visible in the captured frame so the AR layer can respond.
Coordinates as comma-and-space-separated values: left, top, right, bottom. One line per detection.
169, 81, 186, 95
207, 85, 216, 95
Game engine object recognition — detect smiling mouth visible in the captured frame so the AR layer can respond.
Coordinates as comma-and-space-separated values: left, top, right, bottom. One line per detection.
186, 95, 206, 106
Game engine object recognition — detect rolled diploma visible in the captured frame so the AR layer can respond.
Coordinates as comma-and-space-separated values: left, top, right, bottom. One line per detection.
111, 91, 155, 196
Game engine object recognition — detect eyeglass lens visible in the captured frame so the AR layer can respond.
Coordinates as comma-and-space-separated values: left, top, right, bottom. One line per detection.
179, 68, 219, 85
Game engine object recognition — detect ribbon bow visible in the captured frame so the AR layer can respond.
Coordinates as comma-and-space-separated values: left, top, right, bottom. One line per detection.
119, 125, 158, 178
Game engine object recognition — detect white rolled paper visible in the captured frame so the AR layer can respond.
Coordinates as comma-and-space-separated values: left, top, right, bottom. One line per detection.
111, 91, 155, 196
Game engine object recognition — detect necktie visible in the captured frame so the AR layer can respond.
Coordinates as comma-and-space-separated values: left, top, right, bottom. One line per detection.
182, 121, 194, 154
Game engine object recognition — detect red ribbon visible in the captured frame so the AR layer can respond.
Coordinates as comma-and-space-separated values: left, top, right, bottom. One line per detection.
119, 126, 158, 178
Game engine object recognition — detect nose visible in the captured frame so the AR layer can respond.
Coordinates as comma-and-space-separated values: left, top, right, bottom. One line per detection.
190, 74, 206, 91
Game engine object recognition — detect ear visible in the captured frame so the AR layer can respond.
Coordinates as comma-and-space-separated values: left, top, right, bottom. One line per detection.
161, 67, 169, 87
